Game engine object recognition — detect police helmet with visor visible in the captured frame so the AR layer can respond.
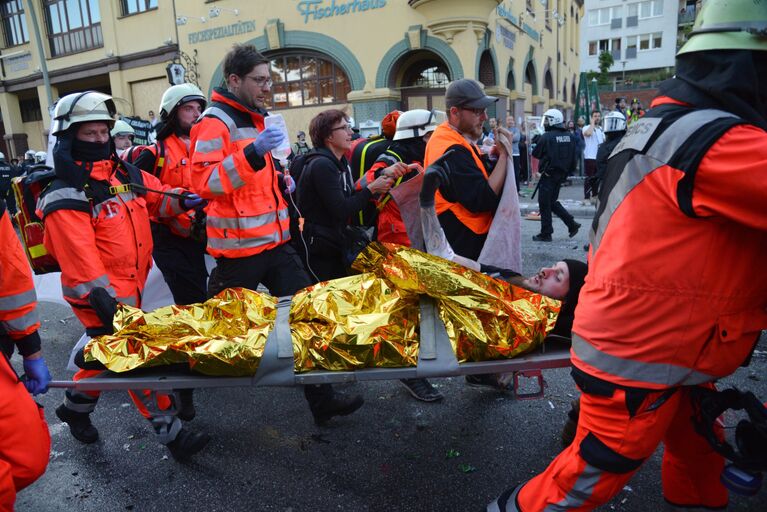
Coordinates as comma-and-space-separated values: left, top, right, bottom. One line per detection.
542, 108, 564, 129
34, 151, 47, 163
24, 149, 36, 160
603, 111, 627, 133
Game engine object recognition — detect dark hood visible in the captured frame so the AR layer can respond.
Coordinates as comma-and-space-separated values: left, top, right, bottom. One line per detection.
658, 50, 767, 131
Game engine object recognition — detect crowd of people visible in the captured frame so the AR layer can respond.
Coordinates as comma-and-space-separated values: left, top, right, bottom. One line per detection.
2, 1, 766, 507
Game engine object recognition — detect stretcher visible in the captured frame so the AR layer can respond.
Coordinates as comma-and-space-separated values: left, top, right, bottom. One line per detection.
48, 297, 572, 400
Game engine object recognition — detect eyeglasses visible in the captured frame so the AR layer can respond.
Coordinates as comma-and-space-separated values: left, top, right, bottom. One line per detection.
331, 123, 353, 132
245, 75, 273, 87
460, 107, 487, 117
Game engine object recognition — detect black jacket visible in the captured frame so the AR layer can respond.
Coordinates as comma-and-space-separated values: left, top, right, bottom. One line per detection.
594, 134, 623, 195
296, 147, 373, 238
531, 126, 577, 177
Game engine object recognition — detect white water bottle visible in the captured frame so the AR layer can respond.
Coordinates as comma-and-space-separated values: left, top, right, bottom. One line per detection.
263, 113, 292, 168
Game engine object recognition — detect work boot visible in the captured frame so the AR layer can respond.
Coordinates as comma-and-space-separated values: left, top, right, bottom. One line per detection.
532, 233, 552, 242
56, 404, 99, 444
176, 389, 195, 422
560, 398, 581, 448
310, 392, 364, 426
166, 428, 211, 461
569, 222, 581, 238
400, 378, 444, 402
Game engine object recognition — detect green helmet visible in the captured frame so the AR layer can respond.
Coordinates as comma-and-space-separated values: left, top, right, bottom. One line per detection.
677, 0, 767, 56
110, 119, 135, 137
159, 83, 206, 120
52, 91, 116, 135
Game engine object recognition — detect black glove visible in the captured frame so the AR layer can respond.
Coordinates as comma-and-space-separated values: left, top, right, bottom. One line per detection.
88, 287, 118, 334
480, 264, 520, 280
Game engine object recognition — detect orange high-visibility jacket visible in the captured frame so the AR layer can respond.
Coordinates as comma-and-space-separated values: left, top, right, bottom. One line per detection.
189, 89, 290, 259
424, 122, 493, 235
0, 200, 41, 355
139, 135, 198, 238
572, 99, 767, 390
40, 160, 187, 332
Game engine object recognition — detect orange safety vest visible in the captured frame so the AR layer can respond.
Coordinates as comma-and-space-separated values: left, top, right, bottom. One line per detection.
190, 89, 290, 258
39, 160, 186, 332
572, 99, 767, 390
143, 135, 197, 238
423, 122, 493, 234
0, 201, 40, 340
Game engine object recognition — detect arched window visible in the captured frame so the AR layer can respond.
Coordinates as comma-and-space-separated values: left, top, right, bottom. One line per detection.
478, 50, 496, 87
267, 51, 351, 110
544, 69, 554, 99
403, 59, 450, 88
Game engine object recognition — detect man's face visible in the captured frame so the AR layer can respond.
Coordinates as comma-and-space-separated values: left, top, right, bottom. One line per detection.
176, 101, 204, 132
591, 112, 601, 125
522, 261, 570, 300
506, 116, 515, 128
113, 134, 133, 150
577, 117, 585, 128
451, 106, 487, 141
488, 118, 497, 129
76, 122, 110, 144
229, 63, 271, 110
619, 98, 626, 109
298, 133, 305, 142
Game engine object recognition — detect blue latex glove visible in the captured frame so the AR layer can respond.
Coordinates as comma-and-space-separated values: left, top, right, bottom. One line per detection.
182, 193, 205, 210
283, 174, 296, 194
252, 124, 285, 157
22, 357, 52, 395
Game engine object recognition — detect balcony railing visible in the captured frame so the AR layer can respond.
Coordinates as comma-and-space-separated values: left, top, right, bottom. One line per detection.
49, 23, 103, 58
679, 8, 696, 24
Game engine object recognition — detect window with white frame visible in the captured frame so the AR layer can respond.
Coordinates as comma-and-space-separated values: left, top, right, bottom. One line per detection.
589, 6, 623, 26
627, 32, 663, 53
588, 38, 622, 56
652, 32, 662, 48
639, 0, 663, 19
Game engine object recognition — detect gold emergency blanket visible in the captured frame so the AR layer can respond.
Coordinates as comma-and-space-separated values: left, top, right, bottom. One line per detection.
84, 288, 276, 376
85, 244, 560, 375
291, 273, 419, 372
353, 243, 561, 362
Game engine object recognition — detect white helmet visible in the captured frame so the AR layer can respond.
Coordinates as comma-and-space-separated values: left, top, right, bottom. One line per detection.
34, 151, 47, 163
0, 151, 5, 160
159, 83, 206, 120
542, 108, 564, 128
111, 119, 135, 137
393, 109, 446, 141
24, 149, 36, 160
603, 111, 627, 133
52, 91, 116, 135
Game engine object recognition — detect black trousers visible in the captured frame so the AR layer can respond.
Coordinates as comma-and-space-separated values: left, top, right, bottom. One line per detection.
151, 223, 209, 305
537, 173, 577, 236
206, 243, 336, 406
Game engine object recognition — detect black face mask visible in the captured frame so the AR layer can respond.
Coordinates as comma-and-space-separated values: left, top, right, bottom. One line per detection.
72, 138, 111, 162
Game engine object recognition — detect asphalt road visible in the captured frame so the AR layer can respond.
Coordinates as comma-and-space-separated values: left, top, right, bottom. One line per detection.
13, 184, 767, 511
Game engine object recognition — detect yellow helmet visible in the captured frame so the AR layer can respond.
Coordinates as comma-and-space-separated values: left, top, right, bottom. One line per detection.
678, 0, 767, 56
52, 91, 116, 135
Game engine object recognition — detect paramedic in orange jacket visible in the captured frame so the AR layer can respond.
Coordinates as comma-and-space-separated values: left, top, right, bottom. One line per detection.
423, 79, 509, 262
41, 91, 210, 460
189, 44, 363, 426
488, 3, 767, 510
0, 198, 50, 509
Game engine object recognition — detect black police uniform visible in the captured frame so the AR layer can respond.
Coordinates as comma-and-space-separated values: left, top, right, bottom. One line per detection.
0, 159, 17, 216
531, 125, 579, 239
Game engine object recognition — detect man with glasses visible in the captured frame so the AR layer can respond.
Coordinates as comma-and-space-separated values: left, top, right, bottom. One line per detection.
423, 78, 510, 262
190, 44, 364, 427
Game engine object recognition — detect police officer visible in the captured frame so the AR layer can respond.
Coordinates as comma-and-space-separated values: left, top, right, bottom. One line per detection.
18, 150, 36, 177
531, 108, 580, 242
592, 111, 627, 198
0, 152, 16, 216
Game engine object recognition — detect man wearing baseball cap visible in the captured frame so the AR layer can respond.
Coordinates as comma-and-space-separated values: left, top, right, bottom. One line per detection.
423, 78, 510, 261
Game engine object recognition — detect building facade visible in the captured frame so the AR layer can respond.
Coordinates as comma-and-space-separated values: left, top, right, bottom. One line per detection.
0, 0, 583, 157
579, 0, 679, 82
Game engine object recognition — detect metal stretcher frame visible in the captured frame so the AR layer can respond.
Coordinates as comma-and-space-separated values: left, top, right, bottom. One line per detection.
49, 297, 573, 394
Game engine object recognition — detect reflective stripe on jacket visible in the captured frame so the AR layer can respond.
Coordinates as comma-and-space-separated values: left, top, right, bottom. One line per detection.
40, 160, 186, 331
141, 136, 197, 238
573, 100, 767, 389
0, 200, 40, 340
190, 89, 290, 258
424, 122, 493, 235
